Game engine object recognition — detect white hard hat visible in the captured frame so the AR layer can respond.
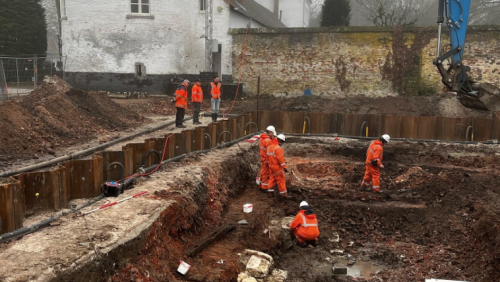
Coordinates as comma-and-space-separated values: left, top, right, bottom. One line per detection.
299, 201, 309, 207
277, 134, 286, 142
266, 125, 277, 135
381, 134, 390, 143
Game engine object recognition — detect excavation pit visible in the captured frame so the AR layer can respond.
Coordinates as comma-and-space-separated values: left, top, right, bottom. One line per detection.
1, 136, 500, 282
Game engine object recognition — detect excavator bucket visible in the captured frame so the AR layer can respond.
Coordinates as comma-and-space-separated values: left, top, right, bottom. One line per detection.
458, 83, 500, 112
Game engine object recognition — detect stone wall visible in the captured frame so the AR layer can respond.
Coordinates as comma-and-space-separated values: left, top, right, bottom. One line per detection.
231, 26, 500, 97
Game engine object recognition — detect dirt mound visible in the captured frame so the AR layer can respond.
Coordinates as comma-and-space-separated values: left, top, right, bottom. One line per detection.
0, 76, 144, 164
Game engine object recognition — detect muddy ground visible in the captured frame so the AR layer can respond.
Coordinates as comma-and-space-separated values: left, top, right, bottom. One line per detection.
101, 137, 500, 282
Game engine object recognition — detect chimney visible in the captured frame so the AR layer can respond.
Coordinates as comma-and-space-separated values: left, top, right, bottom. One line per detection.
274, 0, 279, 17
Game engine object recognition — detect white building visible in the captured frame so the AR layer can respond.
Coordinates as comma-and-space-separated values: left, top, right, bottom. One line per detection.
254, 0, 312, 27
57, 0, 299, 93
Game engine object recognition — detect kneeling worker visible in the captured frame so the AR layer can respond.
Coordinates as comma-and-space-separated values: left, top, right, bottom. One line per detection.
290, 201, 320, 245
267, 134, 288, 198
361, 134, 390, 193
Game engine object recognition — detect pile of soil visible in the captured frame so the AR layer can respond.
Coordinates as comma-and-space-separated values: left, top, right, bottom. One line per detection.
0, 76, 144, 164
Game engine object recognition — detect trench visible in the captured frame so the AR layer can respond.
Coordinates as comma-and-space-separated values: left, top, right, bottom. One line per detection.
15, 136, 500, 281
52, 138, 500, 281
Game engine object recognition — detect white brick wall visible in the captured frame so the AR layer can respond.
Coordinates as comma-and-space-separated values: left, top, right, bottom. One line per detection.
61, 0, 232, 76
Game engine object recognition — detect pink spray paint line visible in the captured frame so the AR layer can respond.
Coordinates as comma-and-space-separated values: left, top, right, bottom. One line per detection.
83, 191, 148, 215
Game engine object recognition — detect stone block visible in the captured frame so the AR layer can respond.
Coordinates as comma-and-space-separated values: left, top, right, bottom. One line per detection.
246, 255, 272, 278
242, 278, 258, 282
238, 272, 250, 282
333, 264, 347, 275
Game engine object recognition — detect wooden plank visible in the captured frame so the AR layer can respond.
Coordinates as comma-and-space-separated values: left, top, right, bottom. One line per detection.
258, 111, 271, 132
328, 113, 338, 134
207, 124, 217, 148
174, 132, 187, 157
271, 111, 285, 133
453, 117, 472, 141
309, 113, 332, 134
187, 225, 236, 257
363, 114, 384, 138
93, 155, 104, 196
436, 117, 457, 141
184, 130, 193, 153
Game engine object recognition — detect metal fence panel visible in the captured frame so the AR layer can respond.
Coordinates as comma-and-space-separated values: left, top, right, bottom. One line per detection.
0, 56, 66, 97
0, 61, 7, 101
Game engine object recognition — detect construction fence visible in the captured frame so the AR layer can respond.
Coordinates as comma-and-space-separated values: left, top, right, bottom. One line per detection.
0, 56, 66, 99
2, 110, 500, 234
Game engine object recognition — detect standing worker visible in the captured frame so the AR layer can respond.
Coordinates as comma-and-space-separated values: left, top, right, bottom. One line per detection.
191, 79, 203, 125
361, 134, 390, 193
175, 79, 189, 128
289, 201, 320, 246
207, 76, 222, 122
267, 134, 288, 198
258, 125, 277, 192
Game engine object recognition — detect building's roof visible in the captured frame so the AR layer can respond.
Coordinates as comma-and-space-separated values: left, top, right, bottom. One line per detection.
225, 0, 286, 28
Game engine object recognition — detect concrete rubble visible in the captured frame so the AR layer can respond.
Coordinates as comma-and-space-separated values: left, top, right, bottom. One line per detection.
238, 250, 288, 282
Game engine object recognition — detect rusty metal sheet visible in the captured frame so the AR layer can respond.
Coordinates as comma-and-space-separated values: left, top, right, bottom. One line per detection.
122, 141, 155, 173
308, 113, 332, 134
164, 133, 176, 158
453, 117, 472, 141
194, 127, 207, 151
283, 111, 306, 133
173, 133, 187, 157
207, 124, 218, 148
184, 130, 193, 153
491, 112, 500, 141
417, 116, 437, 140
0, 178, 23, 233
472, 118, 493, 141
257, 111, 271, 132
18, 167, 66, 211
362, 114, 384, 138
144, 137, 167, 157
271, 111, 285, 133
236, 115, 246, 139
436, 117, 458, 141
96, 151, 126, 181
328, 113, 338, 134
65, 159, 100, 200
383, 115, 402, 138
93, 155, 104, 195
400, 116, 420, 139
228, 118, 237, 140
338, 113, 360, 136
216, 120, 230, 144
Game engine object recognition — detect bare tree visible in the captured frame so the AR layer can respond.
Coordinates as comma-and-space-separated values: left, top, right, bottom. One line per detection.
355, 0, 435, 26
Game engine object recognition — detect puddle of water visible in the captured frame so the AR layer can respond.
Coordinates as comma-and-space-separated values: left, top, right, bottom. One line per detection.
313, 257, 385, 279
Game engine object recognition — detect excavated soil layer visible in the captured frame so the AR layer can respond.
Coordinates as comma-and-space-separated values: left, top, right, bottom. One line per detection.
96, 138, 500, 281
0, 77, 144, 166
2, 137, 500, 282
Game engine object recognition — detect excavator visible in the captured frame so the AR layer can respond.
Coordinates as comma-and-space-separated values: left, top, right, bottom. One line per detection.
434, 0, 500, 111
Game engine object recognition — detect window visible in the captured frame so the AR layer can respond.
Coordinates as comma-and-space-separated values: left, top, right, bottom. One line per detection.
131, 0, 150, 14
200, 0, 206, 11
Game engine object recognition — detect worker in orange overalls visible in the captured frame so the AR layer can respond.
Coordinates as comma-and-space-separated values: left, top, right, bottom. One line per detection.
267, 134, 288, 198
290, 201, 320, 246
361, 134, 390, 193
174, 79, 189, 128
191, 79, 203, 125
258, 125, 277, 192
207, 76, 222, 122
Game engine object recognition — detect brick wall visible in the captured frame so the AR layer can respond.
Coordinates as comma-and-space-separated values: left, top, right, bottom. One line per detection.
231, 26, 500, 97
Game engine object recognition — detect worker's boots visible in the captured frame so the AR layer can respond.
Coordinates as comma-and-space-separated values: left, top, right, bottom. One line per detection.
211, 113, 217, 122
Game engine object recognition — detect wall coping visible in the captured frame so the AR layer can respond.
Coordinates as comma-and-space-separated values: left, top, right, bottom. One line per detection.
229, 25, 500, 35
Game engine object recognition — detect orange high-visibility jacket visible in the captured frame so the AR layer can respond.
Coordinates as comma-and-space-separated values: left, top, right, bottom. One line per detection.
175, 84, 188, 109
290, 210, 320, 240
210, 82, 221, 99
259, 134, 272, 159
366, 140, 383, 166
267, 143, 287, 170
192, 84, 203, 103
